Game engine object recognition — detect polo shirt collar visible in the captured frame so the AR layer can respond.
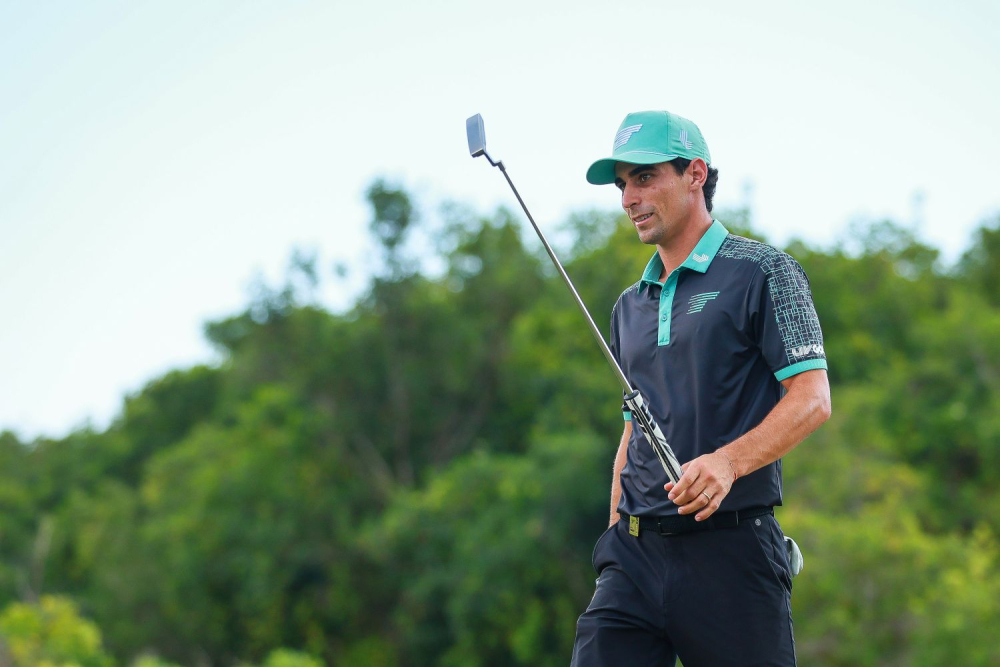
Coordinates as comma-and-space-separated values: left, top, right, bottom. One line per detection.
638, 219, 730, 291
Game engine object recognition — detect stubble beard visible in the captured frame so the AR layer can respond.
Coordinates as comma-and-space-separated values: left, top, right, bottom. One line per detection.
636, 218, 668, 247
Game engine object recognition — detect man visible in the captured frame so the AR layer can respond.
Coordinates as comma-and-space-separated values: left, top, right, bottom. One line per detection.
570, 111, 832, 667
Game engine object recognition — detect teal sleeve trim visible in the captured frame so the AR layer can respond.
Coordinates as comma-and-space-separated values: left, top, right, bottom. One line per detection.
623, 411, 632, 421
775, 358, 828, 381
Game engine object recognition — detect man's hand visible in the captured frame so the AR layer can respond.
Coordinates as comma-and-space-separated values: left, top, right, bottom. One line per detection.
662, 369, 831, 521
663, 451, 735, 521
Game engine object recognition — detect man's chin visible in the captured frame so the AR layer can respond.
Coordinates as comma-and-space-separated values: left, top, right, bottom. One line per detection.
636, 229, 663, 246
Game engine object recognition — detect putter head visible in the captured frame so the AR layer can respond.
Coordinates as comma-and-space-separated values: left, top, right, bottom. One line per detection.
466, 114, 487, 158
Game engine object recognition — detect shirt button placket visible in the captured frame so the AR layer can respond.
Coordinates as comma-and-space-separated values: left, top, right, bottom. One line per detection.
661, 273, 679, 346
659, 285, 672, 345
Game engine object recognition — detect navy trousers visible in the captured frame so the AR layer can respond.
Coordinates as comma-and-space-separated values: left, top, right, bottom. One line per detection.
571, 513, 796, 666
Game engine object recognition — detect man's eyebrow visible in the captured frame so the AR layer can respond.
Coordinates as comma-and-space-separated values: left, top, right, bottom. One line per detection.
615, 164, 656, 187
628, 165, 656, 177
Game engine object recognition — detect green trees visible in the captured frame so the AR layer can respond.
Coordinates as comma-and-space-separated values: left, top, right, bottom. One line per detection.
0, 596, 114, 667
373, 432, 609, 666
0, 186, 998, 665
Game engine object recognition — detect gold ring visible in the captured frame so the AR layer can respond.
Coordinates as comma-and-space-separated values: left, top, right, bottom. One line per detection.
701, 491, 712, 502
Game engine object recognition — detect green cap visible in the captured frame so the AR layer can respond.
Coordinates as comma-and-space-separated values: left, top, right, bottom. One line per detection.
586, 110, 711, 185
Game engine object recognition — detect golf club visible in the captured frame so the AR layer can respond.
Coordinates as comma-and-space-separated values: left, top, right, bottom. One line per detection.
465, 113, 683, 484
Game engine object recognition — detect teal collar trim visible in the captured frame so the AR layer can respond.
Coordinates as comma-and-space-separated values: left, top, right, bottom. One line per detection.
638, 220, 730, 292
680, 219, 729, 273
638, 253, 665, 291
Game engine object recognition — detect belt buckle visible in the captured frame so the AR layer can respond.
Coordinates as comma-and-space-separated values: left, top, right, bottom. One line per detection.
657, 519, 677, 536
629, 515, 640, 537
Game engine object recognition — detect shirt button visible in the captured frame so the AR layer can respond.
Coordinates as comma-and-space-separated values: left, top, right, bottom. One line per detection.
661, 314, 668, 321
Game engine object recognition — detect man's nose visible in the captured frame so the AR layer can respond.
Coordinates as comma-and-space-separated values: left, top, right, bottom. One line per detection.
621, 183, 639, 213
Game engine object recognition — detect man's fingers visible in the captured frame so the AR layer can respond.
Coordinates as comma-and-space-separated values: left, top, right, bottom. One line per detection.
666, 466, 700, 502
674, 482, 728, 519
694, 493, 723, 521
675, 485, 713, 515
664, 453, 734, 519
663, 462, 690, 493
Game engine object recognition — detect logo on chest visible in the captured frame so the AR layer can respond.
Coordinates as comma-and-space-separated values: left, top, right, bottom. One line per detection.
687, 291, 720, 314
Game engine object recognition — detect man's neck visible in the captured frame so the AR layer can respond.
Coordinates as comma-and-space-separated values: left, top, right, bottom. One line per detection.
655, 212, 714, 281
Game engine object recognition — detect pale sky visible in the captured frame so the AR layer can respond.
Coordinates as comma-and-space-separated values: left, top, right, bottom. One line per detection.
2, 0, 998, 439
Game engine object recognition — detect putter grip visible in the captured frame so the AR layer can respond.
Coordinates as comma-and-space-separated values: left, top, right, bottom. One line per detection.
623, 390, 683, 484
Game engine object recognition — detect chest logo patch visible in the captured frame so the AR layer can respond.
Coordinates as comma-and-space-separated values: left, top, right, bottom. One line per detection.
687, 291, 720, 314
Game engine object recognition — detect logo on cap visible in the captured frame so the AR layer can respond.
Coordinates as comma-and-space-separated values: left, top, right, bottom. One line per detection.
679, 130, 693, 150
613, 124, 643, 150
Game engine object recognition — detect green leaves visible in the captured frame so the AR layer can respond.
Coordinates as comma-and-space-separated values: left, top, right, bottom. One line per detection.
1, 184, 998, 665
957, 213, 1000, 306
0, 596, 114, 667
372, 431, 608, 667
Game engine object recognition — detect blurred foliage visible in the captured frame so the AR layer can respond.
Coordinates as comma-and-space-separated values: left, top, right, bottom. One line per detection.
0, 184, 998, 665
0, 595, 113, 667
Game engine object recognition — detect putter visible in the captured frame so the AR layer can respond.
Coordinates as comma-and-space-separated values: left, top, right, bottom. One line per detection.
466, 113, 683, 484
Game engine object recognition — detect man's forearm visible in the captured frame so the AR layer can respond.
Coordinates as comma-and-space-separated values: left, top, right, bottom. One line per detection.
666, 369, 831, 520
609, 423, 631, 526
720, 370, 831, 479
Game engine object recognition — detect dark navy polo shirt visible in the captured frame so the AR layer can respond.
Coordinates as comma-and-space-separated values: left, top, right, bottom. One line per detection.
610, 220, 827, 517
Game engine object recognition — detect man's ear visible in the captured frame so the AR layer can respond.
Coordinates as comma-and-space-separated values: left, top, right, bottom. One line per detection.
688, 158, 708, 190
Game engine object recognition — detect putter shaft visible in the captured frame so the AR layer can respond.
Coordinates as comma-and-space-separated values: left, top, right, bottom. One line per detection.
495, 162, 633, 395
467, 113, 683, 483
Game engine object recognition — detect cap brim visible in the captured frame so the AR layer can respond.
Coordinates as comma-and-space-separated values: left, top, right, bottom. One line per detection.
585, 151, 681, 185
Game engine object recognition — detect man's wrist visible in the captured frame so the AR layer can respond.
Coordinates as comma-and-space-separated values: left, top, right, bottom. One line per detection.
718, 448, 739, 482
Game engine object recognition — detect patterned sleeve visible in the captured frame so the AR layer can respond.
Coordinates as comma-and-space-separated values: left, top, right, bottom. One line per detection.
753, 251, 828, 381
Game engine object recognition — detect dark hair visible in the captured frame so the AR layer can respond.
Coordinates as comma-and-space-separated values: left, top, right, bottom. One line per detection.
669, 158, 719, 213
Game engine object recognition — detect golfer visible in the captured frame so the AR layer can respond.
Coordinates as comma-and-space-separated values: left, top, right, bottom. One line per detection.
570, 111, 832, 666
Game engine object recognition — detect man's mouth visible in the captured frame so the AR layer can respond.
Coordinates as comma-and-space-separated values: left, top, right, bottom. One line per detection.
633, 213, 653, 224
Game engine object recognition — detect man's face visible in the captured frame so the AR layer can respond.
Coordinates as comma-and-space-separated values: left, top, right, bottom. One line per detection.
614, 161, 693, 247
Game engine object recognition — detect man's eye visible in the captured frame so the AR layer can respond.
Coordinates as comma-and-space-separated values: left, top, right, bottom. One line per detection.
638, 173, 652, 183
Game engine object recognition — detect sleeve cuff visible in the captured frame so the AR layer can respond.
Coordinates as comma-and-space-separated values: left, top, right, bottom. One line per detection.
775, 358, 828, 381
623, 411, 632, 421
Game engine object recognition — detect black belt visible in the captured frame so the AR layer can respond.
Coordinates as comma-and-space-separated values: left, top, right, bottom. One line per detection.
620, 507, 773, 537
